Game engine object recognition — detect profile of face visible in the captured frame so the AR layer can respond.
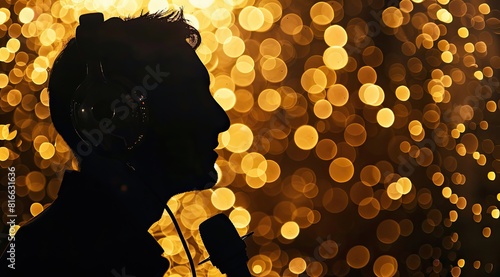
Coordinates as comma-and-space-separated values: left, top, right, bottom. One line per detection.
130, 41, 230, 196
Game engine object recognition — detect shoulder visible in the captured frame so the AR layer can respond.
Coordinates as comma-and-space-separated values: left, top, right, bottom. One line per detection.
0, 171, 81, 274
0, 202, 73, 273
0, 170, 170, 276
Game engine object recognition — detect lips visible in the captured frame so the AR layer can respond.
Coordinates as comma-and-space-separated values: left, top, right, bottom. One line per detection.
211, 140, 219, 150
207, 140, 220, 162
209, 149, 218, 163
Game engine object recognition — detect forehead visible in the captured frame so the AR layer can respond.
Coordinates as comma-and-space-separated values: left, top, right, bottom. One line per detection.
145, 46, 212, 124
160, 42, 209, 82
100, 26, 207, 81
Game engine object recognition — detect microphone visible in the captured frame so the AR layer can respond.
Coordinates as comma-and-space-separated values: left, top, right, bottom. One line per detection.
199, 213, 252, 277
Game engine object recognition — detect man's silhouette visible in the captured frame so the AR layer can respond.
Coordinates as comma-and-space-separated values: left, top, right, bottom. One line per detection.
0, 10, 229, 276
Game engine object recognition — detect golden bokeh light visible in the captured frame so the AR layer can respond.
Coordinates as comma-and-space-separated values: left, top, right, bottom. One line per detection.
377, 108, 395, 128
39, 142, 55, 159
359, 83, 385, 106
360, 165, 381, 187
315, 139, 337, 161
260, 57, 287, 83
373, 255, 398, 277
0, 147, 9, 161
327, 84, 349, 106
323, 46, 348, 70
358, 66, 377, 84
382, 7, 404, 28
239, 6, 265, 32
301, 68, 327, 94
346, 245, 370, 269
257, 88, 281, 112
0, 8, 10, 25
310, 2, 334, 25
29, 202, 44, 217
329, 157, 354, 183
294, 125, 319, 150
377, 219, 401, 244
313, 99, 333, 119
288, 257, 307, 274
213, 88, 236, 111
395, 85, 410, 101
221, 123, 254, 153
223, 36, 245, 58
324, 25, 347, 47
210, 187, 235, 211
18, 7, 34, 24
358, 197, 381, 219
228, 208, 250, 230
281, 221, 300, 240
344, 123, 367, 147
280, 13, 302, 35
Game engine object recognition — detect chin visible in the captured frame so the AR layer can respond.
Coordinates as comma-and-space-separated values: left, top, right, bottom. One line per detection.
194, 167, 218, 190
173, 164, 218, 193
170, 151, 219, 193
196, 151, 219, 188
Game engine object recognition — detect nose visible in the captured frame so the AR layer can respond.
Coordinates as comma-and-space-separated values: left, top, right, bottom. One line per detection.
212, 96, 230, 134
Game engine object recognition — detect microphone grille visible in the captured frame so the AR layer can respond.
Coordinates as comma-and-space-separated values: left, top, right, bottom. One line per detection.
199, 213, 248, 272
199, 213, 243, 253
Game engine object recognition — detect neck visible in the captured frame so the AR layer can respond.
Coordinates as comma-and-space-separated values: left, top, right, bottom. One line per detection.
76, 152, 166, 230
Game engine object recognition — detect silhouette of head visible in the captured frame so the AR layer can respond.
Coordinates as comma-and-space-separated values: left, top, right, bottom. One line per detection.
48, 10, 230, 198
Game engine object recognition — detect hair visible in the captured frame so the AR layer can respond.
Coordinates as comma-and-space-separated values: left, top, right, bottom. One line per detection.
48, 9, 201, 157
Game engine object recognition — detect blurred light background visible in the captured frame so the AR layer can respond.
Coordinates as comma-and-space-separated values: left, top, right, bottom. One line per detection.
1, 0, 500, 276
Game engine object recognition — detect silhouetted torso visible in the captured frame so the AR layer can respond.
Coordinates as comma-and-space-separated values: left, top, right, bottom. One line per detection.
0, 169, 169, 277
